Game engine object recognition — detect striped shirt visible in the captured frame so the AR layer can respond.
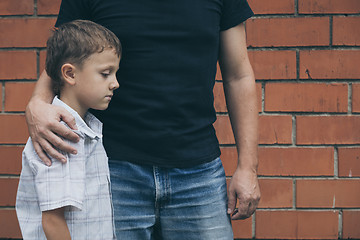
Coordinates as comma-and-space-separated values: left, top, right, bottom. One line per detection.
16, 96, 116, 240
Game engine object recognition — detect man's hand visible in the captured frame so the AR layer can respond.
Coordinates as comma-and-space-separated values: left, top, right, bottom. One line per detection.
25, 98, 79, 166
227, 166, 260, 220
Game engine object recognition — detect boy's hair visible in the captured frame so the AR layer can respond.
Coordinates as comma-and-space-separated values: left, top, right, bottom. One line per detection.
45, 20, 122, 95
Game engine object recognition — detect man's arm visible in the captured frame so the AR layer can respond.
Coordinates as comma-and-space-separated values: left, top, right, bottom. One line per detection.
42, 207, 71, 240
26, 70, 79, 166
219, 23, 260, 220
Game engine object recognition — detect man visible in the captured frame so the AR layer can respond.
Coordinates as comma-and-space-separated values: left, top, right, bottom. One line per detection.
25, 0, 260, 239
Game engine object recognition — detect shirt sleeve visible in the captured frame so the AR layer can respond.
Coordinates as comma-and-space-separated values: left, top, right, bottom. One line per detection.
28, 137, 86, 212
220, 0, 254, 31
55, 0, 92, 27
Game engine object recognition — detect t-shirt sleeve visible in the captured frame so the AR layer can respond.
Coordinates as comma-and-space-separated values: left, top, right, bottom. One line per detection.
28, 138, 86, 212
220, 0, 254, 31
55, 0, 92, 27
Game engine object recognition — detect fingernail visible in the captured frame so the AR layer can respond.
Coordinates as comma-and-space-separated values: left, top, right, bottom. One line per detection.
227, 208, 231, 214
72, 150, 77, 154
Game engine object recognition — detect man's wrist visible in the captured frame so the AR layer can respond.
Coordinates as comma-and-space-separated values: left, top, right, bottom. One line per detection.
236, 157, 258, 173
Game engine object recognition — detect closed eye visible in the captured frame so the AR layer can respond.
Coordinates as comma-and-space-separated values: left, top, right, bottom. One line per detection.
101, 73, 110, 78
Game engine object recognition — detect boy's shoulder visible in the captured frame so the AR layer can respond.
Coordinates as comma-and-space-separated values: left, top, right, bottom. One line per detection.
23, 128, 83, 165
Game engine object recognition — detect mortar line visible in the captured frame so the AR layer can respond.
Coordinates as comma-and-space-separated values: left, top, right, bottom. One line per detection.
329, 16, 333, 47
296, 49, 300, 81
348, 83, 352, 114
293, 178, 297, 209
338, 210, 343, 239
334, 147, 339, 178
1, 82, 4, 113
34, 0, 38, 16
252, 212, 256, 238
261, 82, 265, 113
292, 115, 297, 146
36, 50, 40, 80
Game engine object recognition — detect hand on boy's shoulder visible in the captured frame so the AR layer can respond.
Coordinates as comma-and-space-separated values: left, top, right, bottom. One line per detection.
25, 127, 83, 171
26, 99, 80, 166
59, 121, 84, 140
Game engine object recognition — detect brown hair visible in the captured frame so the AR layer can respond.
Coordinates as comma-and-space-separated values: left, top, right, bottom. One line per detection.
45, 20, 122, 95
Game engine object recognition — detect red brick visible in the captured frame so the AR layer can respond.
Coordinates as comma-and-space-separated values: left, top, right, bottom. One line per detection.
338, 148, 360, 177
248, 50, 296, 80
256, 210, 338, 239
232, 217, 252, 239
0, 146, 23, 175
0, 178, 19, 206
214, 82, 227, 113
343, 211, 360, 239
37, 0, 61, 15
0, 85, 2, 110
213, 115, 235, 144
0, 18, 56, 48
352, 84, 360, 113
40, 50, 47, 73
0, 0, 33, 15
258, 179, 293, 208
296, 179, 360, 208
258, 147, 334, 176
247, 17, 329, 47
0, 51, 37, 80
215, 115, 292, 145
0, 209, 22, 239
0, 115, 28, 144
333, 17, 360, 46
220, 147, 237, 176
300, 50, 360, 79
5, 82, 36, 112
258, 115, 292, 144
216, 62, 222, 80
299, 0, 360, 14
297, 116, 360, 145
213, 82, 262, 113
265, 83, 348, 112
248, 0, 294, 14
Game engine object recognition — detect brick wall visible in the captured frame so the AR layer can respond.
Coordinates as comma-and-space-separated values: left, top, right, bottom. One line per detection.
0, 0, 359, 239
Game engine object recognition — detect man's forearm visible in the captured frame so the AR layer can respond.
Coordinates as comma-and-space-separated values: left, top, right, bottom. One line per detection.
223, 74, 258, 170
30, 70, 55, 103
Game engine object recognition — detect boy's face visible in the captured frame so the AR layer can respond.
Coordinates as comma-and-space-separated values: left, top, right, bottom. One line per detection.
71, 49, 120, 113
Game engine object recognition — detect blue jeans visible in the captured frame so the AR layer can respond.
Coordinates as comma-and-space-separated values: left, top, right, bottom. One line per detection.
109, 157, 233, 240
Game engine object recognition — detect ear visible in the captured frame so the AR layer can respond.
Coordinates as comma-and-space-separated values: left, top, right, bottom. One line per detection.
61, 63, 77, 85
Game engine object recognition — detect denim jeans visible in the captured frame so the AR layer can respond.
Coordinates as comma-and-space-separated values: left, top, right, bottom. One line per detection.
109, 157, 233, 240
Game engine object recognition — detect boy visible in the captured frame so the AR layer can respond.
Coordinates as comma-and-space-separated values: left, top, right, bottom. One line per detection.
16, 20, 121, 240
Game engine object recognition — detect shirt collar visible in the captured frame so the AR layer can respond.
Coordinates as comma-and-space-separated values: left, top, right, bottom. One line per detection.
52, 96, 103, 139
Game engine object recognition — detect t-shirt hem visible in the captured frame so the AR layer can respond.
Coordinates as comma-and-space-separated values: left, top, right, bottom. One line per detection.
109, 149, 221, 169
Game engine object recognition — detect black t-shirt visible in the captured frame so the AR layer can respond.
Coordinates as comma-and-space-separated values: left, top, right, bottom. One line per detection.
55, 0, 253, 168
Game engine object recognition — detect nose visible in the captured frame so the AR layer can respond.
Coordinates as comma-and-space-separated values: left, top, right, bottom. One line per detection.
110, 77, 119, 90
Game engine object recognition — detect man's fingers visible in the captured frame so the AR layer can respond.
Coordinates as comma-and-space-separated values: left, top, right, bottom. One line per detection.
58, 108, 78, 131
33, 142, 52, 166
50, 124, 78, 154
54, 107, 79, 143
25, 99, 78, 165
231, 199, 250, 220
231, 198, 259, 220
227, 190, 237, 215
38, 137, 67, 163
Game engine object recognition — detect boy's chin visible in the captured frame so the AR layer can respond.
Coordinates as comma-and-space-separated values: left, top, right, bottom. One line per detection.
93, 105, 109, 111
